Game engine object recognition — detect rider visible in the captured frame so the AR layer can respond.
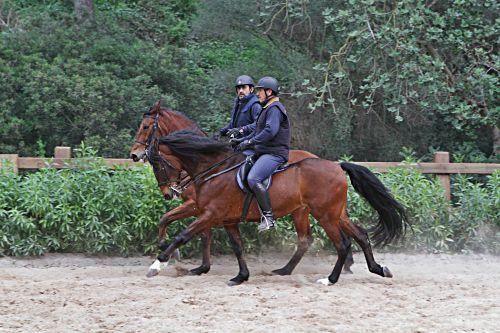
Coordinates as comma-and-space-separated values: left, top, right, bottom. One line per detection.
230, 76, 290, 231
219, 75, 262, 140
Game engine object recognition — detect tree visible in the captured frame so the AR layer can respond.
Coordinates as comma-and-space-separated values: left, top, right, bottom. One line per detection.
255, 0, 499, 160
73, 0, 94, 22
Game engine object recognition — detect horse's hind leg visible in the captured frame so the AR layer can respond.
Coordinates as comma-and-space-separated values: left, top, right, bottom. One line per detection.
344, 246, 354, 274
315, 215, 352, 285
188, 229, 212, 275
224, 223, 250, 286
342, 209, 355, 274
272, 207, 354, 276
340, 216, 391, 278
272, 207, 313, 275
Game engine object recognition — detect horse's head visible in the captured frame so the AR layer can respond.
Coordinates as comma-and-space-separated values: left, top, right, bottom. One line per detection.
130, 100, 162, 162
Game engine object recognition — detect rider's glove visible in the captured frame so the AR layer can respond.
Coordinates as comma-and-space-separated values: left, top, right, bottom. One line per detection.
236, 139, 253, 151
227, 127, 244, 138
229, 137, 243, 146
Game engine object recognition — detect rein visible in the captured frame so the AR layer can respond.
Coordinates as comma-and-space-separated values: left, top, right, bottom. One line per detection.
177, 152, 243, 193
137, 112, 242, 194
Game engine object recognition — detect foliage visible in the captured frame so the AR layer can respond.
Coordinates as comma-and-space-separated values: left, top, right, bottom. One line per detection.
0, 0, 194, 157
0, 0, 499, 256
0, 157, 167, 256
252, 0, 500, 160
1, 0, 497, 161
1, 158, 498, 256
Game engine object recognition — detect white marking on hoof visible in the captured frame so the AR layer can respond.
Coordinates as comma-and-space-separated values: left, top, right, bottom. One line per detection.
146, 260, 169, 277
383, 266, 393, 278
150, 259, 162, 271
316, 278, 332, 286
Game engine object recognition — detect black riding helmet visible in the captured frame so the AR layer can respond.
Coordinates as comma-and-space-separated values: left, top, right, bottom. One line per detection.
255, 76, 279, 95
235, 75, 255, 87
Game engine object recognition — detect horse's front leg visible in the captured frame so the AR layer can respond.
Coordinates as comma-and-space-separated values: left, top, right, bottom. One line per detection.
224, 223, 249, 286
147, 212, 213, 278
188, 229, 212, 276
158, 198, 198, 249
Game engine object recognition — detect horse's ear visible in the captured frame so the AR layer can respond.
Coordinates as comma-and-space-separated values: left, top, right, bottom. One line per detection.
152, 100, 162, 113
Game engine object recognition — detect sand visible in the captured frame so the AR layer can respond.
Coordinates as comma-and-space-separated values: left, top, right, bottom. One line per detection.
0, 252, 499, 333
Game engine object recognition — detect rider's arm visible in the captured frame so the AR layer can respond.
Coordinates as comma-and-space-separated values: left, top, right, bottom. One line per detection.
240, 122, 256, 136
249, 107, 282, 145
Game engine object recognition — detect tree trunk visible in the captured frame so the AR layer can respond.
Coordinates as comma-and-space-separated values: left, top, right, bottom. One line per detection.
73, 0, 94, 22
494, 126, 500, 157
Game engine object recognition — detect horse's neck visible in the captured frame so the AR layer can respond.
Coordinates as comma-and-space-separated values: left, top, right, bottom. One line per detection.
159, 110, 204, 136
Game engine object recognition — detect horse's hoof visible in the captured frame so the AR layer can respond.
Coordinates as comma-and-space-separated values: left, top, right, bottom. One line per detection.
146, 268, 160, 278
146, 259, 165, 277
227, 280, 242, 286
271, 268, 291, 276
316, 277, 333, 286
227, 275, 248, 286
189, 266, 210, 276
383, 266, 393, 278
342, 268, 354, 274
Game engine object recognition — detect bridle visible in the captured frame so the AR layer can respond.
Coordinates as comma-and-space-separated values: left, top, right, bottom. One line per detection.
135, 113, 185, 192
135, 112, 245, 195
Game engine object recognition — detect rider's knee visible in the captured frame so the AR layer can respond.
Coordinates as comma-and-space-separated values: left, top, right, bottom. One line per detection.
247, 177, 260, 190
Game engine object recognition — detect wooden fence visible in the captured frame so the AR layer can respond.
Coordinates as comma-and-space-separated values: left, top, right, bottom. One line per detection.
1, 147, 499, 201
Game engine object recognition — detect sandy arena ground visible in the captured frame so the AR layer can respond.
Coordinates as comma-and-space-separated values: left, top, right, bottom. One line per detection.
0, 252, 499, 333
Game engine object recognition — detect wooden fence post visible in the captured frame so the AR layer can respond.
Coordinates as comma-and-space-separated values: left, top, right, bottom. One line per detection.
434, 151, 451, 201
0, 154, 19, 174
54, 146, 71, 159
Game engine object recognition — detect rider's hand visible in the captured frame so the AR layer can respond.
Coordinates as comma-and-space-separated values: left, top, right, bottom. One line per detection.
229, 137, 243, 146
227, 127, 243, 138
236, 139, 253, 151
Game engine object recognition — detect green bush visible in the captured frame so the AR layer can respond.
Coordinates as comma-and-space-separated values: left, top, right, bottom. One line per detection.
1, 159, 498, 256
0, 158, 167, 256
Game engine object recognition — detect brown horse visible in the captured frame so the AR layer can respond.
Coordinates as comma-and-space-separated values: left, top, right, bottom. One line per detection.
131, 131, 408, 286
130, 101, 354, 276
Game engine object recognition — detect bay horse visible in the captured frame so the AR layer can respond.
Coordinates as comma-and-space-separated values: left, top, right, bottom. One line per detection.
130, 101, 354, 276
132, 129, 408, 285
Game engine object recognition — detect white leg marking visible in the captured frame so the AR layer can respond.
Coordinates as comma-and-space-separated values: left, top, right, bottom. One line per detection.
149, 259, 162, 272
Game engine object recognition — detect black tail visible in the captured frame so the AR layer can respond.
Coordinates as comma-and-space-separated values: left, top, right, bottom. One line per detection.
340, 162, 408, 247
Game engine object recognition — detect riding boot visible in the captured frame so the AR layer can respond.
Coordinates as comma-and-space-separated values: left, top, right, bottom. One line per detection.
252, 182, 275, 231
241, 155, 254, 189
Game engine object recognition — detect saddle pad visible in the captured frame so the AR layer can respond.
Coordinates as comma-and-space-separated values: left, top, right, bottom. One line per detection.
236, 163, 289, 193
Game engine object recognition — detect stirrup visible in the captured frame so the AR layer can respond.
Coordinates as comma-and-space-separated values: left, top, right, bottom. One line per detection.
258, 215, 275, 232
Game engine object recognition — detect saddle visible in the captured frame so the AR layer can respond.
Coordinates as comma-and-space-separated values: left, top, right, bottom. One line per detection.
235, 157, 288, 222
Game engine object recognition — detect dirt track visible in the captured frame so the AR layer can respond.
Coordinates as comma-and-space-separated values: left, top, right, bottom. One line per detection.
1, 252, 499, 333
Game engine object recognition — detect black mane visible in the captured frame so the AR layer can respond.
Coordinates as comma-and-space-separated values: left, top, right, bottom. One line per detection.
159, 130, 231, 164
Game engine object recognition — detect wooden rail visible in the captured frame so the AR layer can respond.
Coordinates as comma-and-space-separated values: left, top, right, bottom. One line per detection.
1, 147, 499, 200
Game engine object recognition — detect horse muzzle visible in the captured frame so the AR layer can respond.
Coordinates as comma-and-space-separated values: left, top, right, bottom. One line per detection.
160, 185, 179, 201
130, 151, 146, 162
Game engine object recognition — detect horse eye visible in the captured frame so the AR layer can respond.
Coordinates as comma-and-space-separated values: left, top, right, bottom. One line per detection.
143, 125, 150, 129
